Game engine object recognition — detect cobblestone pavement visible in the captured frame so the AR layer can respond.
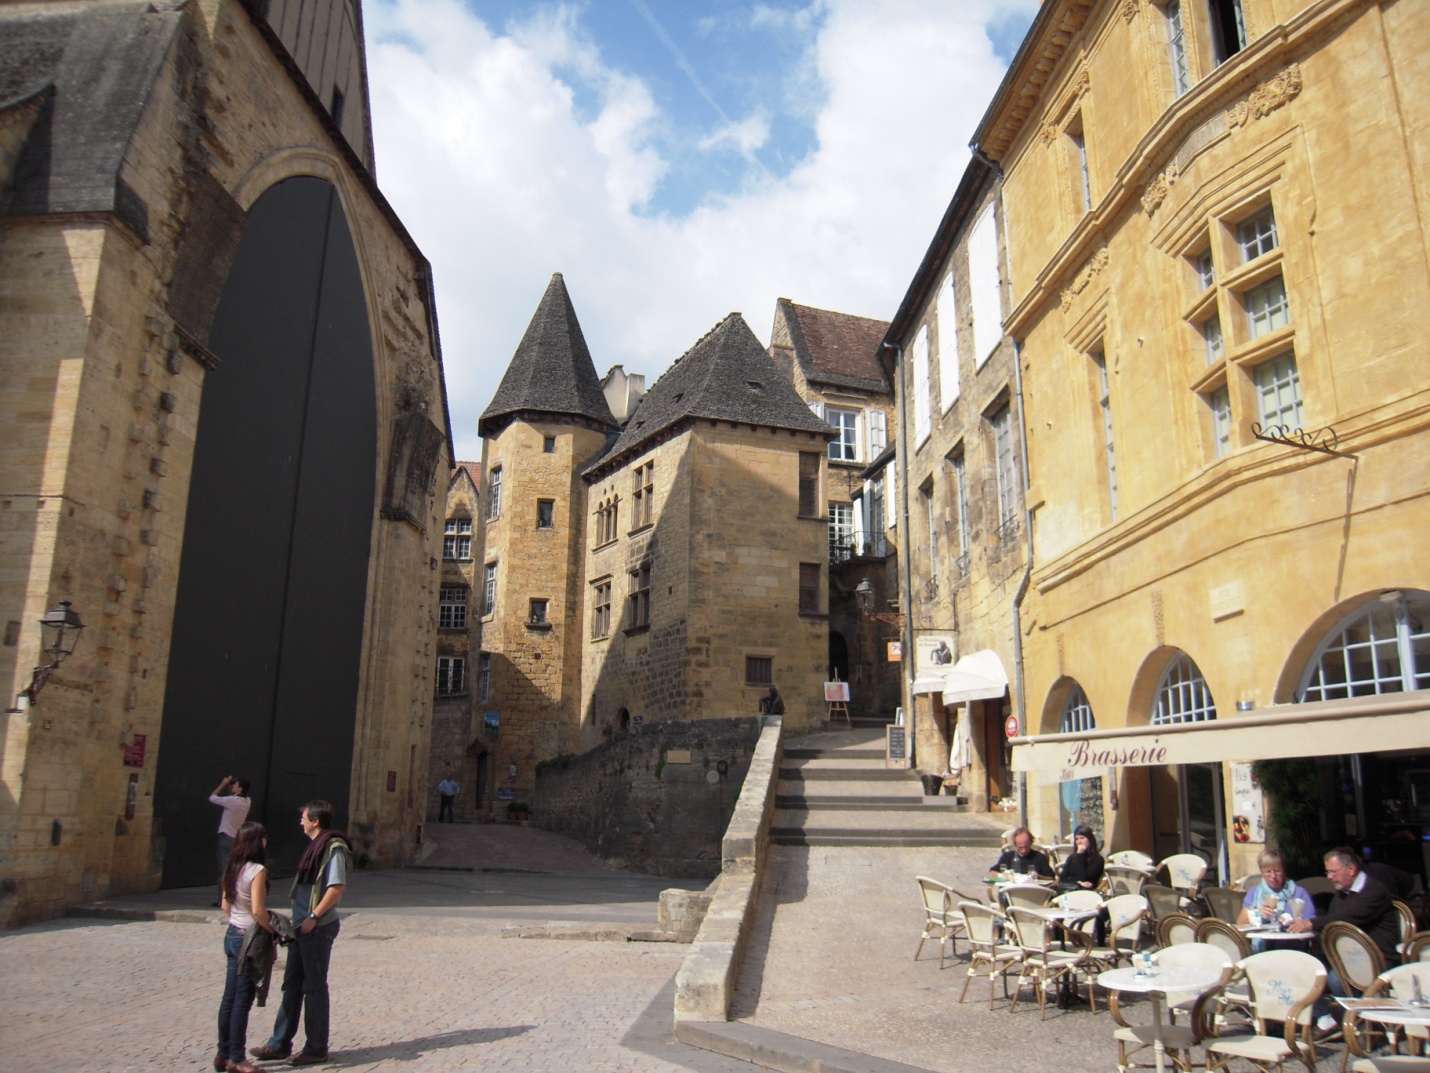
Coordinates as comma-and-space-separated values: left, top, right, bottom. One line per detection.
731, 827, 1351, 1073
0, 824, 742, 1073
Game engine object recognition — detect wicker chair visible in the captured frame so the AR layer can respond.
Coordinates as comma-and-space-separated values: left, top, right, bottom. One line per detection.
1106, 864, 1153, 897
1202, 886, 1246, 924
1045, 842, 1075, 870
1157, 912, 1200, 948
1006, 906, 1098, 1017
1001, 883, 1056, 912
1342, 962, 1430, 1073
1197, 916, 1253, 1025
1159, 852, 1210, 896
914, 876, 971, 968
1055, 888, 1106, 913
1109, 942, 1233, 1073
1083, 893, 1150, 973
1205, 950, 1326, 1073
1406, 932, 1430, 962
1394, 901, 1418, 959
1144, 883, 1186, 921
958, 901, 1021, 1008
1323, 920, 1389, 999
1109, 849, 1156, 870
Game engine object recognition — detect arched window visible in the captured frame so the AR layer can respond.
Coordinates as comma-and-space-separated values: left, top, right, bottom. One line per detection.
1153, 653, 1217, 725
1060, 684, 1096, 733
1298, 591, 1430, 701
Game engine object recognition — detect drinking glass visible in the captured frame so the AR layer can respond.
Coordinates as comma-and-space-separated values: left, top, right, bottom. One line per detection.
1261, 895, 1277, 922
1290, 897, 1305, 920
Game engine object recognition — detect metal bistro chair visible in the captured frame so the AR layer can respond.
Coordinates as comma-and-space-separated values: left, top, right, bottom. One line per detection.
1109, 942, 1233, 1073
914, 876, 973, 968
958, 901, 1022, 1009
1205, 950, 1326, 1073
1344, 962, 1430, 1073
1157, 912, 1200, 948
1202, 886, 1246, 924
1323, 920, 1390, 1000
1006, 906, 1098, 1018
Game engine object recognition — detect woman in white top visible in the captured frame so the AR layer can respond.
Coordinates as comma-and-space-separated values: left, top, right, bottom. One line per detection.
216, 822, 275, 1073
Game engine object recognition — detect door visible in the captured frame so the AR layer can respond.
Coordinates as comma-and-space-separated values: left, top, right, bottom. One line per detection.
1181, 762, 1228, 885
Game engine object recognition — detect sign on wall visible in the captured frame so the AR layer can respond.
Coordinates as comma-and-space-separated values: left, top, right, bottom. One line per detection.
915, 635, 956, 674
1231, 762, 1266, 843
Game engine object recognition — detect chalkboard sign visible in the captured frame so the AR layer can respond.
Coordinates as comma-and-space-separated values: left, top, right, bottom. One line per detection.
886, 724, 910, 768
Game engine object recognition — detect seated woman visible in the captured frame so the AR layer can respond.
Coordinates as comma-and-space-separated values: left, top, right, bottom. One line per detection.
1238, 848, 1316, 925
1056, 825, 1105, 892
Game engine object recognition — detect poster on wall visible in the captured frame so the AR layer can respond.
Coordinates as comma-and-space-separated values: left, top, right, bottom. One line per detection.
1231, 762, 1266, 844
914, 635, 956, 674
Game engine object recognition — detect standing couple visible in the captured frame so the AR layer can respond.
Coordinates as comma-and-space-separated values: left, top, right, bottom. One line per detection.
213, 798, 351, 1071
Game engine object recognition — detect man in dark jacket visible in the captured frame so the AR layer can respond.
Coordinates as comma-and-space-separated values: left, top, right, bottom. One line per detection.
1288, 846, 1401, 1036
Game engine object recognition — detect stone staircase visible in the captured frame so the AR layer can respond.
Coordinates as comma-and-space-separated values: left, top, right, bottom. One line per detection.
769, 726, 1005, 849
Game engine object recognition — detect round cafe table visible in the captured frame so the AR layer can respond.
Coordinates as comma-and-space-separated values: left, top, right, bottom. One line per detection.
1239, 925, 1314, 948
1099, 965, 1224, 1073
1354, 1007, 1430, 1031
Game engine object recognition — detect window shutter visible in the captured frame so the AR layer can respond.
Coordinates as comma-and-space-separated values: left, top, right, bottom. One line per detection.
868, 410, 887, 454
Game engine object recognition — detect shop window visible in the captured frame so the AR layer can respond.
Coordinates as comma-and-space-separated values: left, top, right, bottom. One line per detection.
1298, 591, 1430, 701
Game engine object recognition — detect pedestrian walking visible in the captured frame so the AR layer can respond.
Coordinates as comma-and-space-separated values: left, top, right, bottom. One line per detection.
436, 774, 460, 822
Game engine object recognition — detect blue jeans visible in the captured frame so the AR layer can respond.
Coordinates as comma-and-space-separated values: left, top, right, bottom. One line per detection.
218, 925, 258, 1062
265, 920, 339, 1058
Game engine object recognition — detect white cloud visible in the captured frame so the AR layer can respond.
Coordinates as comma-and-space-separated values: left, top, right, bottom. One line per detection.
365, 0, 1036, 460
697, 112, 771, 158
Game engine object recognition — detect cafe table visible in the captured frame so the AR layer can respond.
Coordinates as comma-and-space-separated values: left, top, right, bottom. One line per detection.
1099, 965, 1225, 1073
1239, 924, 1314, 948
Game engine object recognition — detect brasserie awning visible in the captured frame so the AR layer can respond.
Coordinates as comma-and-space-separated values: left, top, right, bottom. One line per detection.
1009, 691, 1430, 777
912, 649, 1009, 701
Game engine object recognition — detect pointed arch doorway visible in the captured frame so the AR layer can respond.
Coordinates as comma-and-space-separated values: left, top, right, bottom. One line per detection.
153, 176, 377, 886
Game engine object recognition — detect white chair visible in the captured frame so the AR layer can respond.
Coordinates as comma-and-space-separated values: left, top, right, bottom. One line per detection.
1054, 888, 1105, 913
1084, 892, 1149, 973
1109, 849, 1156, 870
1001, 883, 1056, 912
1109, 942, 1232, 1073
1344, 962, 1430, 1072
1007, 906, 1097, 1017
958, 901, 1021, 1008
1045, 842, 1075, 869
1159, 852, 1209, 896
1205, 950, 1326, 1073
914, 876, 969, 968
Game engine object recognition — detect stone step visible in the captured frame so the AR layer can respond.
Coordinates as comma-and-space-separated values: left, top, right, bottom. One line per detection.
778, 766, 909, 781
776, 794, 967, 811
782, 746, 885, 761
768, 829, 1000, 847
779, 808, 975, 832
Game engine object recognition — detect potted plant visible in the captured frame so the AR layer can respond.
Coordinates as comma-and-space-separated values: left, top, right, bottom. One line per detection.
506, 801, 530, 825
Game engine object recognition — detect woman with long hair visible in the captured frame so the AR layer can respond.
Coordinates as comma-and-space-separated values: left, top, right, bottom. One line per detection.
1056, 824, 1105, 891
216, 821, 275, 1073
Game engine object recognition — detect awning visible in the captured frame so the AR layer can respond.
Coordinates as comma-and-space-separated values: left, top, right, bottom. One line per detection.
911, 649, 1009, 701
1009, 691, 1430, 777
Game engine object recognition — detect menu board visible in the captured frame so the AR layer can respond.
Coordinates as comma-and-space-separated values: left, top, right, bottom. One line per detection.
886, 724, 910, 768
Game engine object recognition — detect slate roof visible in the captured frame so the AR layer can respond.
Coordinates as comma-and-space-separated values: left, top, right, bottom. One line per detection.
778, 299, 890, 394
0, 2, 181, 234
479, 273, 619, 438
590, 313, 834, 474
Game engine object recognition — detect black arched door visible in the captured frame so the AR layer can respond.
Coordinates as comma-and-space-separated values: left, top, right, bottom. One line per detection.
154, 177, 376, 886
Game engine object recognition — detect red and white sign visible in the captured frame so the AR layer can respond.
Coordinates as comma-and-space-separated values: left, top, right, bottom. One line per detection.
1004, 714, 1020, 739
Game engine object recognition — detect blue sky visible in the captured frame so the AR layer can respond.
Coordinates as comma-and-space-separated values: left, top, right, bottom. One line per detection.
365, 1, 1039, 460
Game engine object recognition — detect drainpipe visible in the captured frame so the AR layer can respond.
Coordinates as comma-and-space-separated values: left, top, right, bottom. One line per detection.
1011, 337, 1034, 830
881, 341, 917, 767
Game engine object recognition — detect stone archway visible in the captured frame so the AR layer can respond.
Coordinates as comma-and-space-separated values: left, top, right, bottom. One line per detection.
153, 176, 377, 886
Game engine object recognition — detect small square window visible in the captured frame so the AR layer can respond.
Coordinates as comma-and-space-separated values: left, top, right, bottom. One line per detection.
1238, 207, 1278, 262
745, 656, 773, 686
1255, 352, 1303, 430
1246, 276, 1290, 338
529, 598, 549, 625
1203, 314, 1224, 363
536, 499, 554, 529
543, 436, 556, 453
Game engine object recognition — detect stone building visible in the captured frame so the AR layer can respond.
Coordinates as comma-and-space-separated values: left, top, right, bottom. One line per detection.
955, 0, 1430, 882
768, 299, 901, 722
880, 160, 1025, 813
467, 275, 834, 812
428, 463, 482, 822
0, 0, 450, 923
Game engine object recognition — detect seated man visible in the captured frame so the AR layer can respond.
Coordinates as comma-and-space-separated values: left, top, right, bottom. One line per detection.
1287, 846, 1401, 1037
987, 826, 1054, 881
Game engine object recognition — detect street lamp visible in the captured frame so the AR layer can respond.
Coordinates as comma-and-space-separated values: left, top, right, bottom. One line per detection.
26, 600, 85, 703
854, 577, 875, 615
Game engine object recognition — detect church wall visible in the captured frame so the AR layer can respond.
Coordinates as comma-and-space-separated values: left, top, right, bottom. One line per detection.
0, 0, 447, 923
